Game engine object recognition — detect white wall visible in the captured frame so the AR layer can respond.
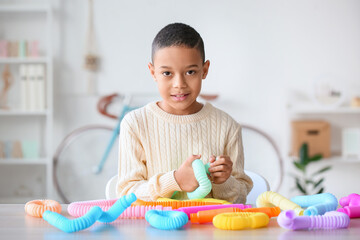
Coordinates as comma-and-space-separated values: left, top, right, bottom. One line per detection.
52, 0, 360, 198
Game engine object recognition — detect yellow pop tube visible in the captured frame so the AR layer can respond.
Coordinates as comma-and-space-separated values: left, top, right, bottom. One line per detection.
256, 191, 304, 216
213, 212, 269, 230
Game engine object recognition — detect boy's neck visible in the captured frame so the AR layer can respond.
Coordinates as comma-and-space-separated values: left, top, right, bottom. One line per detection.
157, 101, 204, 115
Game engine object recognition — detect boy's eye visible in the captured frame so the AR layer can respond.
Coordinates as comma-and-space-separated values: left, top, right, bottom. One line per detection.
187, 70, 196, 75
162, 71, 171, 76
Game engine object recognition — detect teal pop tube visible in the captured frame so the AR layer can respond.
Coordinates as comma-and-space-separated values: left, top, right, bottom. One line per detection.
187, 159, 212, 199
291, 193, 338, 216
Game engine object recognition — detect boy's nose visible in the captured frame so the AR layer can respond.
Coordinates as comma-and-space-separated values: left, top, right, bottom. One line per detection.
173, 75, 187, 88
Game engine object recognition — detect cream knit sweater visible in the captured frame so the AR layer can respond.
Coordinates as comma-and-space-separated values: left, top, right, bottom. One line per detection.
116, 102, 253, 203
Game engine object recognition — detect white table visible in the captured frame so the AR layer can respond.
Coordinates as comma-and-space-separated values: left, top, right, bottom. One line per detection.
1, 204, 360, 239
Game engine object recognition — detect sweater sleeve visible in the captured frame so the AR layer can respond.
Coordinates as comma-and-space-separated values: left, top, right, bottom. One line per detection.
116, 117, 181, 201
211, 124, 253, 203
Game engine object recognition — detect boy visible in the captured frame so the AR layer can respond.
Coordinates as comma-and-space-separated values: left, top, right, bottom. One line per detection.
116, 23, 253, 203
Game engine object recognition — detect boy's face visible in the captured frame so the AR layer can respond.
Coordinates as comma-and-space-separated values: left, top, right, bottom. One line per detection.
148, 46, 210, 115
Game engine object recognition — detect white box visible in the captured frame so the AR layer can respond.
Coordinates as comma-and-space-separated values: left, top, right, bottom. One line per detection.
342, 128, 360, 159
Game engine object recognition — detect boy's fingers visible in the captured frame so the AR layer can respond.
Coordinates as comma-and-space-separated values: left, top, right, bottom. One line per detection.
209, 165, 231, 173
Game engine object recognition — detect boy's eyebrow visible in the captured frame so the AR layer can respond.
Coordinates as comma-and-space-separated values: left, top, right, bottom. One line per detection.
159, 64, 200, 69
186, 64, 200, 68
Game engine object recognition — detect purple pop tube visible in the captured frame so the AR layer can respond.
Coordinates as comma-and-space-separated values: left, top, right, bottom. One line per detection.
277, 210, 350, 230
337, 206, 360, 218
339, 193, 360, 207
176, 204, 251, 219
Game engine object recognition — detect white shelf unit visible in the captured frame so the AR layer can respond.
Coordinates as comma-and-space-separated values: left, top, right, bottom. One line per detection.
286, 103, 360, 199
0, 57, 49, 64
288, 105, 360, 115
0, 4, 53, 203
288, 104, 360, 162
288, 104, 360, 168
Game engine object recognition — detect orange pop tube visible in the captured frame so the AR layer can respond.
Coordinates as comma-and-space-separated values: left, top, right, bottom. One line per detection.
190, 206, 280, 223
132, 199, 220, 209
191, 207, 241, 223
242, 206, 281, 218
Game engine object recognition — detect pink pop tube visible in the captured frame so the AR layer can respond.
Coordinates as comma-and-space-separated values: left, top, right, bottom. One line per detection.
337, 206, 360, 218
339, 193, 360, 207
68, 199, 172, 219
68, 199, 117, 216
277, 210, 350, 230
176, 204, 252, 219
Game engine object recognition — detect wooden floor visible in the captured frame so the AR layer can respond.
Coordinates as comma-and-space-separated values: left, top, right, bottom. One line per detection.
1, 204, 360, 240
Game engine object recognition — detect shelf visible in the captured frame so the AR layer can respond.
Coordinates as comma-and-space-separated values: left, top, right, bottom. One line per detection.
0, 158, 48, 165
322, 156, 360, 163
0, 110, 48, 116
288, 105, 360, 114
0, 57, 49, 64
0, 5, 50, 13
0, 2, 53, 203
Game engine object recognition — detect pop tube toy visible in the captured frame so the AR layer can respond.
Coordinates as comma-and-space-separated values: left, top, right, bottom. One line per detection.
291, 193, 338, 216
42, 193, 136, 233
68, 198, 117, 216
277, 210, 350, 230
339, 193, 360, 207
69, 204, 172, 219
337, 206, 360, 218
190, 206, 280, 224
25, 199, 62, 218
176, 203, 252, 219
213, 212, 269, 230
132, 199, 221, 209
156, 197, 230, 204
256, 191, 304, 216
187, 159, 212, 199
145, 210, 188, 230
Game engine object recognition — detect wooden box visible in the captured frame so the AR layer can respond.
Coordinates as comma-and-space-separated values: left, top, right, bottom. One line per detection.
291, 120, 331, 158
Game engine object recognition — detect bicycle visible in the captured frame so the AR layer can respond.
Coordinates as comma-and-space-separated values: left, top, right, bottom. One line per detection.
53, 93, 154, 203
53, 93, 284, 203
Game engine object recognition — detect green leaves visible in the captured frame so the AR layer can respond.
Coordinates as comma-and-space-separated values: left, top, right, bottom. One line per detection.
313, 178, 324, 189
299, 143, 308, 165
311, 166, 332, 177
291, 143, 331, 195
317, 187, 324, 194
293, 161, 305, 172
308, 154, 322, 163
295, 178, 306, 194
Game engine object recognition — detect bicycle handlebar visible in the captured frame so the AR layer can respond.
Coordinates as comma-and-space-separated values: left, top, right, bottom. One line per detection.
97, 93, 119, 119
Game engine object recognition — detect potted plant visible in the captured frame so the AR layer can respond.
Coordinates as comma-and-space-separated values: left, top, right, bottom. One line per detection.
291, 143, 332, 195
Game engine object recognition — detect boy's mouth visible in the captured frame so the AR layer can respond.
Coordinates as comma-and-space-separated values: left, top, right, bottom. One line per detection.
171, 93, 190, 101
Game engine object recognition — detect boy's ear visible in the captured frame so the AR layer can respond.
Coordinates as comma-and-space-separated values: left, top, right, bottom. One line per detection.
148, 62, 157, 81
202, 60, 210, 79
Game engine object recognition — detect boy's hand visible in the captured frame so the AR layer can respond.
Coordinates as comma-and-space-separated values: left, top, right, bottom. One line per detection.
208, 155, 233, 184
174, 154, 201, 192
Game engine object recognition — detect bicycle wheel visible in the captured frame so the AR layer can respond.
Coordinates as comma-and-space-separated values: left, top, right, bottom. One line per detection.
53, 125, 118, 203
